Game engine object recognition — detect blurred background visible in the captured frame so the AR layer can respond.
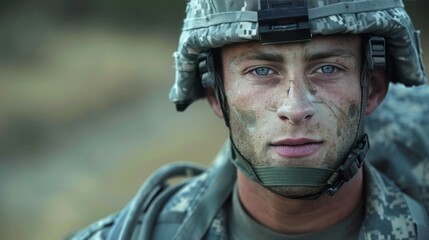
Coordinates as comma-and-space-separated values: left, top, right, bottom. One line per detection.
0, 1, 427, 240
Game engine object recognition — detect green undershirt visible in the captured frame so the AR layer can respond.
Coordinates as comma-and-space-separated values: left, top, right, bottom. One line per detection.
228, 184, 364, 240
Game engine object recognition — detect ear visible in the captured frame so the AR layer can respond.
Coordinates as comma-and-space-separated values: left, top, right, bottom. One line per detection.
366, 70, 388, 115
206, 87, 224, 119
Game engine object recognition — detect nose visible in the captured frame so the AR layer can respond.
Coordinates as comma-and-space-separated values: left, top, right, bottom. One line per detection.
276, 79, 315, 125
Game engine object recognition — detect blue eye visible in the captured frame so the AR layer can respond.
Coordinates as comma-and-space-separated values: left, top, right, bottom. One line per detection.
319, 65, 336, 74
252, 67, 273, 76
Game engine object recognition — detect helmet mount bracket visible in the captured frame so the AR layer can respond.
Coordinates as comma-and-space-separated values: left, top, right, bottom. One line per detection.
258, 0, 312, 44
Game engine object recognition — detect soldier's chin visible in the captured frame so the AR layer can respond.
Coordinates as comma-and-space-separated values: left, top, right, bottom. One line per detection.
268, 186, 326, 200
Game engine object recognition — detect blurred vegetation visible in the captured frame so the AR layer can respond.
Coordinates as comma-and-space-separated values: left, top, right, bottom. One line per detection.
0, 1, 427, 240
0, 0, 186, 25
0, 2, 196, 240
0, 0, 186, 68
0, 0, 188, 157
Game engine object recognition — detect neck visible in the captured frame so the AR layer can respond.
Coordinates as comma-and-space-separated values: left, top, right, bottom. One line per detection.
237, 168, 364, 234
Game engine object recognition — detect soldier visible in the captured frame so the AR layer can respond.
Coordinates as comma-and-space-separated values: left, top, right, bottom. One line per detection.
69, 0, 429, 239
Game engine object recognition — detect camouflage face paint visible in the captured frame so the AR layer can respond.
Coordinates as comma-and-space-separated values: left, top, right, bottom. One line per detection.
348, 104, 359, 120
232, 107, 257, 132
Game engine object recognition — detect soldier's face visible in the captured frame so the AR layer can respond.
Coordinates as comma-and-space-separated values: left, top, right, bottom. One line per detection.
217, 35, 363, 171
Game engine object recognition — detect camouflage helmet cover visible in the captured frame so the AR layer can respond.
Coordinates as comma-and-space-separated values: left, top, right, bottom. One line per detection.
170, 0, 427, 111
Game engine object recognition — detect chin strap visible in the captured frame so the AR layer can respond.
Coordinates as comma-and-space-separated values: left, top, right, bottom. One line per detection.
229, 137, 333, 187
230, 133, 370, 199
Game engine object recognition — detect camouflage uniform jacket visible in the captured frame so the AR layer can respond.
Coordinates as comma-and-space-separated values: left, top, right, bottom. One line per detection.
70, 139, 429, 240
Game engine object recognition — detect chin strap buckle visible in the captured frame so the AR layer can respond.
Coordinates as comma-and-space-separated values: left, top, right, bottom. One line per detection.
326, 134, 370, 196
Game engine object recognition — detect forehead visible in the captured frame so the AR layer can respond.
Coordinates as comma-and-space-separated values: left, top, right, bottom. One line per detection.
221, 35, 362, 61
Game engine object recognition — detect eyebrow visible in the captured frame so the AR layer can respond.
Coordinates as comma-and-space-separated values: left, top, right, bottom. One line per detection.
229, 51, 285, 66
228, 48, 358, 67
304, 49, 358, 62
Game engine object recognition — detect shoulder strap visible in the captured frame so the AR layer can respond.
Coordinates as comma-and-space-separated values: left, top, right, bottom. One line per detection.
172, 156, 236, 240
67, 213, 117, 240
404, 194, 429, 240
107, 162, 206, 240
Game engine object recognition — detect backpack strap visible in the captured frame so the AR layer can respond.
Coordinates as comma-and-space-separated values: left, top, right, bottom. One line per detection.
172, 155, 236, 240
107, 162, 206, 240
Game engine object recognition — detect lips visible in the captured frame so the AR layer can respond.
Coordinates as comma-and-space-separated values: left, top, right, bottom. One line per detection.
270, 138, 322, 158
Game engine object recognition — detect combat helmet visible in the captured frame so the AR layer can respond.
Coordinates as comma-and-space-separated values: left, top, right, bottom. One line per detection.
169, 0, 427, 199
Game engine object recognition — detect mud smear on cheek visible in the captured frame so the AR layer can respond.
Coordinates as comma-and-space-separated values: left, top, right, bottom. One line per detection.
234, 109, 257, 132
348, 104, 359, 120
265, 105, 276, 112
312, 98, 344, 137
331, 103, 360, 137
308, 82, 317, 96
